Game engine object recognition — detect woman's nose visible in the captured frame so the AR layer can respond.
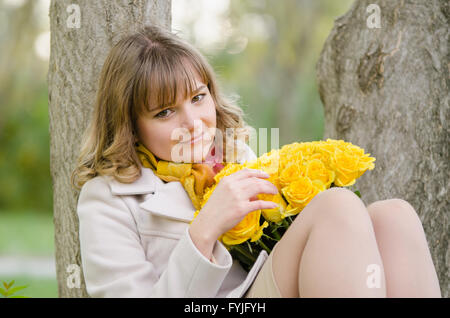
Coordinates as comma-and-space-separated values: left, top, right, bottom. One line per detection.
182, 119, 204, 138
180, 107, 202, 132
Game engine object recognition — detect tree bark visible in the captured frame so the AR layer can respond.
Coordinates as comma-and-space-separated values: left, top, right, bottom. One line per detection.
317, 0, 449, 297
48, 0, 171, 297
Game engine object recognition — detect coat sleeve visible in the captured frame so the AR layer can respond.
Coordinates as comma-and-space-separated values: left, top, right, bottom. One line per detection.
77, 176, 233, 298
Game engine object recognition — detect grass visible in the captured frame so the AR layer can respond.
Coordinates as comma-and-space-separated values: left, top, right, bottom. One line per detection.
0, 210, 58, 298
0, 210, 54, 256
0, 275, 58, 298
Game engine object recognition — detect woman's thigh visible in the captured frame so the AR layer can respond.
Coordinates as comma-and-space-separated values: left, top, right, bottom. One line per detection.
271, 187, 374, 297
270, 201, 315, 297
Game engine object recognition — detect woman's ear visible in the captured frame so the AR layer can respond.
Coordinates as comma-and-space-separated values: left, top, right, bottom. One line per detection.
132, 128, 138, 141
133, 133, 139, 143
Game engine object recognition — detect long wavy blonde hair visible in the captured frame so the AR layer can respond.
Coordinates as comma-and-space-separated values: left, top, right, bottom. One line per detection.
71, 25, 254, 190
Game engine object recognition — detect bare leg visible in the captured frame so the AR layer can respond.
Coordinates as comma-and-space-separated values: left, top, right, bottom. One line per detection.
366, 199, 441, 297
272, 187, 387, 297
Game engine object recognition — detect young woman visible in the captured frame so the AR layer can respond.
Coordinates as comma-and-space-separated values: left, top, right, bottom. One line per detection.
71, 25, 441, 298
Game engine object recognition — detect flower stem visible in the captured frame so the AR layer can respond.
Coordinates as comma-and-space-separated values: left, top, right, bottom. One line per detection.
232, 244, 256, 263
271, 229, 281, 240
258, 240, 272, 254
262, 233, 279, 242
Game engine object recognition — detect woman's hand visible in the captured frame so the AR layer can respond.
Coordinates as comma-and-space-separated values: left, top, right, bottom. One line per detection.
189, 168, 278, 261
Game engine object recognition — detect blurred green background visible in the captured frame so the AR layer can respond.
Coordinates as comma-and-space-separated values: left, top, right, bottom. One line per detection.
0, 0, 353, 297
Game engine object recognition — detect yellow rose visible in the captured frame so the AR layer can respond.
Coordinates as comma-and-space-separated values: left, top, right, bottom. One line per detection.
278, 161, 304, 188
304, 159, 335, 189
258, 192, 288, 223
324, 138, 348, 149
220, 210, 269, 245
191, 192, 269, 246
330, 149, 359, 186
213, 163, 243, 183
281, 177, 326, 212
309, 146, 333, 169
279, 145, 303, 171
315, 141, 335, 157
284, 204, 301, 218
346, 145, 376, 171
292, 142, 316, 160
254, 149, 281, 175
279, 142, 300, 155
329, 143, 375, 187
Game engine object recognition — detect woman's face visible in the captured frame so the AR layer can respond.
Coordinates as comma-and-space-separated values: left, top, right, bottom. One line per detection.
136, 75, 217, 163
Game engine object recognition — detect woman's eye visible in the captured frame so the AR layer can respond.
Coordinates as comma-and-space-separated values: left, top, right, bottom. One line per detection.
192, 93, 206, 103
155, 109, 172, 118
154, 94, 205, 119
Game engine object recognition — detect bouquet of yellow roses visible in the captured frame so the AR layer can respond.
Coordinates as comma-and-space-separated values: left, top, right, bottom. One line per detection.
192, 138, 376, 272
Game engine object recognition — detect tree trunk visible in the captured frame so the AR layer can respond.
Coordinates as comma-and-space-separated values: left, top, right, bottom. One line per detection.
316, 0, 448, 297
47, 0, 171, 297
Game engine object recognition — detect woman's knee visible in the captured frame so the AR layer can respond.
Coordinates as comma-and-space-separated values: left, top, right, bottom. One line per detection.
367, 198, 422, 228
367, 198, 425, 242
306, 187, 372, 229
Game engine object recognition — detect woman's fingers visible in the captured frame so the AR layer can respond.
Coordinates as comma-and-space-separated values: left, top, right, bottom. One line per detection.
247, 199, 278, 212
239, 177, 278, 197
231, 168, 270, 181
196, 167, 278, 237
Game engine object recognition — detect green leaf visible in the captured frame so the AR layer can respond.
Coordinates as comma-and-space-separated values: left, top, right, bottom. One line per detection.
262, 234, 278, 242
246, 241, 253, 254
8, 285, 29, 295
0, 287, 8, 297
2, 290, 11, 297
354, 190, 361, 198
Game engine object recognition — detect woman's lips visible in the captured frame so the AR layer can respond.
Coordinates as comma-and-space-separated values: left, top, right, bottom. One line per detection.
181, 132, 204, 144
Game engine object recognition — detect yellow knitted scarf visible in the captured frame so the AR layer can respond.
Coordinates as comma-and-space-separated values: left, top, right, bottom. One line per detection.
135, 141, 225, 210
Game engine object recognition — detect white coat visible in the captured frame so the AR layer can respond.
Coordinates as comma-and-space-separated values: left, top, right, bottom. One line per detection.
76, 141, 268, 298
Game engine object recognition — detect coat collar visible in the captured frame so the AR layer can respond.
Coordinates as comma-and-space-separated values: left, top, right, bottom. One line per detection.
108, 167, 195, 223
109, 167, 156, 195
